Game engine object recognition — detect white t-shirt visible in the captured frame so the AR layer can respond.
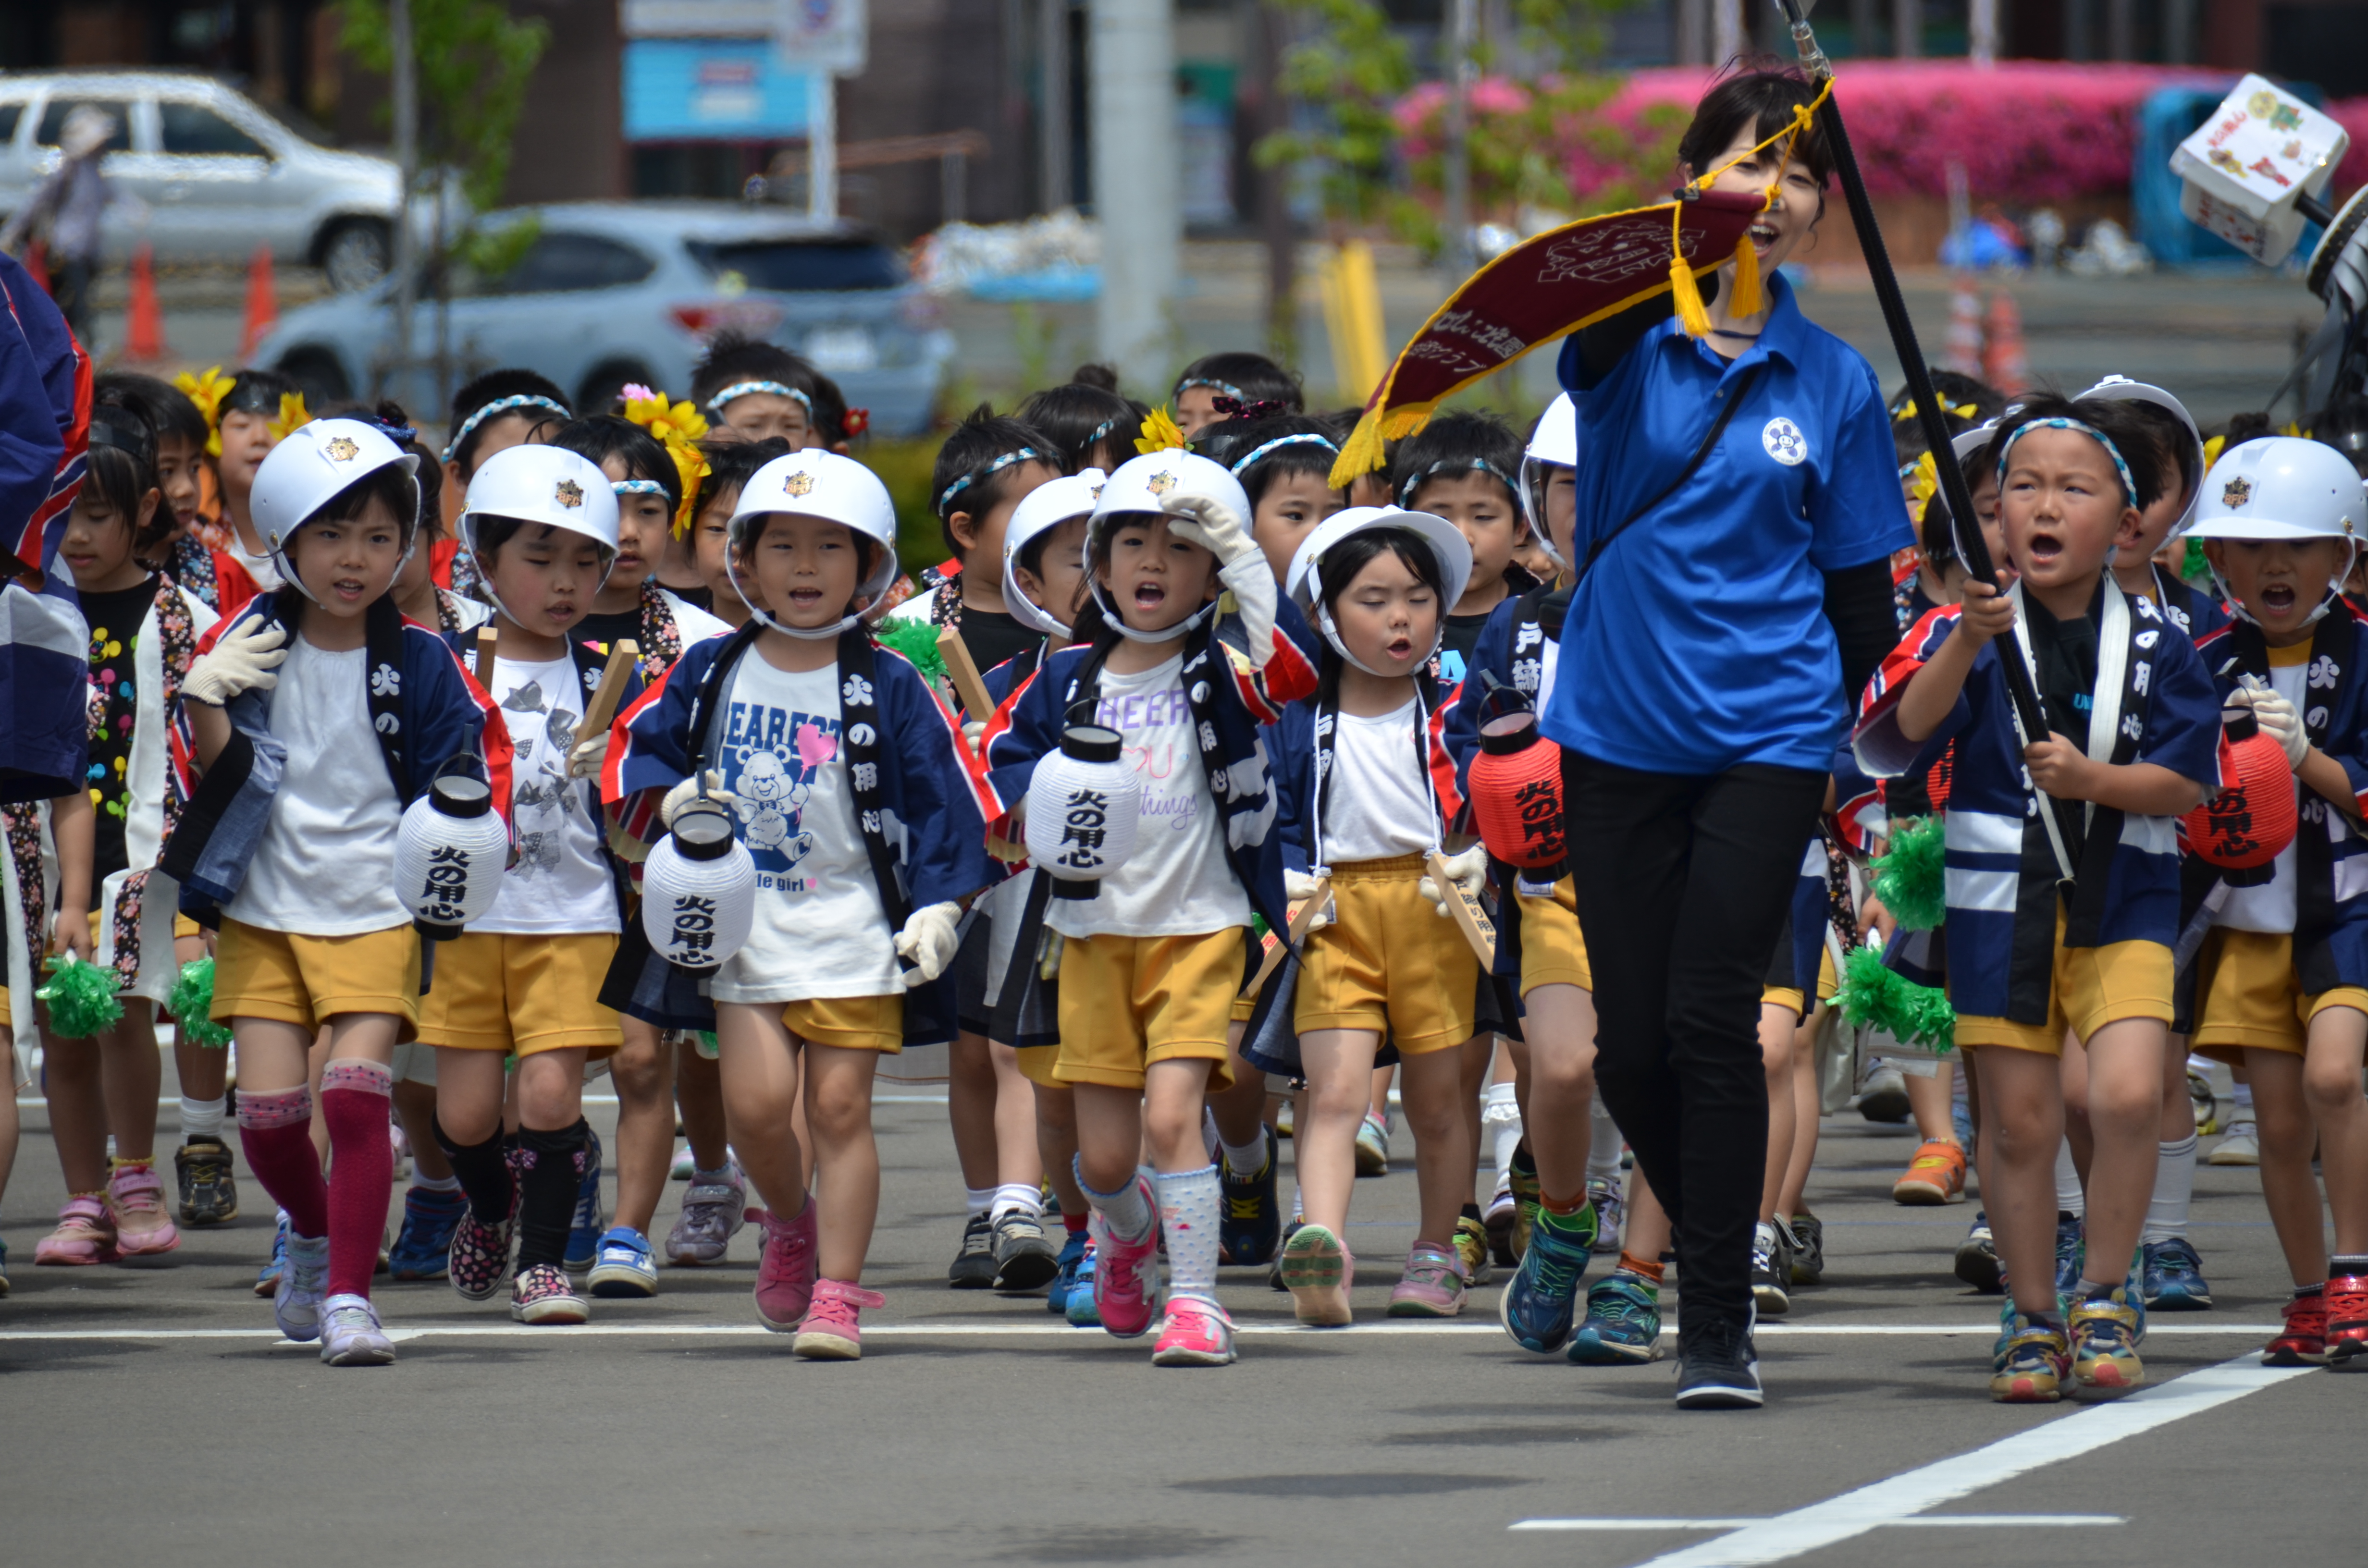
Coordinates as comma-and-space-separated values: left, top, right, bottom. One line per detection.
1316, 698, 1436, 864
475, 654, 619, 936
1048, 652, 1250, 940
2216, 655, 2307, 935
662, 587, 732, 647
224, 636, 407, 934
225, 526, 282, 593
708, 654, 901, 1003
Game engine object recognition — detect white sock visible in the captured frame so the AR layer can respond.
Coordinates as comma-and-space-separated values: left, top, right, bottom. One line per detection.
1202, 1106, 1221, 1163
1218, 1132, 1268, 1179
964, 1186, 994, 1218
1586, 1090, 1622, 1184
2142, 1133, 2197, 1244
989, 1181, 1042, 1222
412, 1171, 460, 1193
1482, 1081, 1522, 1182
1075, 1157, 1155, 1243
2231, 1081, 2255, 1124
179, 1095, 227, 1141
2055, 1138, 2085, 1217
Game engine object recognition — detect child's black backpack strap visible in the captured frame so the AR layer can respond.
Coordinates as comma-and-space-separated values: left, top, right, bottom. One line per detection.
836, 626, 913, 935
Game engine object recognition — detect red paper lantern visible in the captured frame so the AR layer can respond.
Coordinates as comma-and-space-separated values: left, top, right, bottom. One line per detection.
1469, 711, 1566, 877
2182, 715, 2297, 871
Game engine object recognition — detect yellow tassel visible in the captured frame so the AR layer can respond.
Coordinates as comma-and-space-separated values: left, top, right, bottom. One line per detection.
1328, 409, 1388, 491
1670, 257, 1712, 339
1728, 232, 1763, 319
1381, 404, 1435, 441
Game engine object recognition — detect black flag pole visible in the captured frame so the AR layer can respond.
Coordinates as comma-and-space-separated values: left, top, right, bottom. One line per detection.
1770, 0, 2081, 874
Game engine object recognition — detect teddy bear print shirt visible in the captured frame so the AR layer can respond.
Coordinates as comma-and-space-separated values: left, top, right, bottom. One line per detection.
476, 655, 620, 936
707, 655, 901, 1005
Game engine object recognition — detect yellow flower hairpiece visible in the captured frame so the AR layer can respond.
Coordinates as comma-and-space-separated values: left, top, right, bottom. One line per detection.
1136, 405, 1188, 454
2202, 434, 2226, 469
173, 365, 232, 457
268, 392, 311, 443
1905, 450, 1941, 517
1894, 398, 1978, 424
620, 387, 714, 538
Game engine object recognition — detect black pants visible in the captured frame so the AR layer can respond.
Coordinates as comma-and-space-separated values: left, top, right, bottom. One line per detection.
1563, 749, 1826, 1337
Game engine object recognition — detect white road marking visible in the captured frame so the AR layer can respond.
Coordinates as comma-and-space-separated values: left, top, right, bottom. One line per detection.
1519, 1356, 2312, 1565
0, 1321, 2290, 1342
1515, 1516, 2125, 1531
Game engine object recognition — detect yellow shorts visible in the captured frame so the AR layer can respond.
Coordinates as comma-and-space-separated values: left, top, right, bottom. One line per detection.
779, 992, 902, 1054
173, 914, 199, 940
212, 919, 421, 1041
1516, 874, 1592, 997
1955, 911, 2173, 1056
2189, 928, 2368, 1061
1763, 986, 1806, 1018
415, 931, 623, 1056
1053, 928, 1244, 1091
1017, 1042, 1061, 1087
1295, 855, 1477, 1053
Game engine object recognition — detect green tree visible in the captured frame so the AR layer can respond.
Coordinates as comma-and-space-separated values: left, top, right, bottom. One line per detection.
1254, 0, 1421, 237
335, 0, 548, 216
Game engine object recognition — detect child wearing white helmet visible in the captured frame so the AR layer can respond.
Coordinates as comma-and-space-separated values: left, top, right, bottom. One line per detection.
167, 414, 515, 1367
2180, 435, 2368, 1369
412, 443, 650, 1325
1253, 506, 1480, 1325
2079, 375, 2229, 643
981, 447, 1319, 1367
606, 448, 1001, 1359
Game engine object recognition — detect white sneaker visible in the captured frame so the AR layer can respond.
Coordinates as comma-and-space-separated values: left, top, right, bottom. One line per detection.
1857, 1063, 1911, 1124
319, 1293, 396, 1366
2208, 1123, 2259, 1166
274, 1234, 329, 1342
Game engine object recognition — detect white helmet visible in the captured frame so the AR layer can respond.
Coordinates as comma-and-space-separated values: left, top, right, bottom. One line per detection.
1085, 452, 1253, 644
459, 442, 621, 583
249, 416, 420, 604
2187, 436, 2368, 627
2076, 375, 2207, 535
727, 450, 900, 639
1003, 469, 1103, 638
1285, 506, 1473, 674
1519, 394, 1577, 569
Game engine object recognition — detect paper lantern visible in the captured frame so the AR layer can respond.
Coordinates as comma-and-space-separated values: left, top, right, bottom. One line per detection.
393, 771, 509, 939
1025, 724, 1142, 900
1468, 711, 1566, 878
2182, 712, 2297, 871
642, 796, 757, 969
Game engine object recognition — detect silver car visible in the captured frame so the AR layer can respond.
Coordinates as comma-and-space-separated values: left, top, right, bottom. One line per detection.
255, 202, 954, 437
0, 71, 423, 291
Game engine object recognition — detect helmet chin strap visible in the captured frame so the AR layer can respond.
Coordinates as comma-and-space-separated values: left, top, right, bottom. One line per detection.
1088, 577, 1215, 644
2204, 539, 2358, 631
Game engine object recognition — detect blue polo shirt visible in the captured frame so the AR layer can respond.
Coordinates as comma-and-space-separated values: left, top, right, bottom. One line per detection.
1545, 272, 1910, 775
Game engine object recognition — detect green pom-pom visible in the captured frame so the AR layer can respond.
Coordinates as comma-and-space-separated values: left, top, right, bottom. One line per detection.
1871, 815, 1948, 931
167, 958, 233, 1049
2182, 536, 2212, 588
1835, 944, 1956, 1054
875, 616, 947, 686
695, 1030, 720, 1060
36, 956, 125, 1039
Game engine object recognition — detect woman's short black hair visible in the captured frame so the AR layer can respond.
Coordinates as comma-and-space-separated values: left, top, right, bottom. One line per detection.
445, 368, 570, 476
551, 415, 679, 517
97, 370, 209, 451
1988, 392, 2164, 515
1194, 414, 1343, 508
1677, 62, 1835, 190
1173, 352, 1302, 413
690, 331, 816, 413
1018, 380, 1141, 475
931, 406, 1055, 558
1390, 410, 1523, 514
84, 388, 170, 555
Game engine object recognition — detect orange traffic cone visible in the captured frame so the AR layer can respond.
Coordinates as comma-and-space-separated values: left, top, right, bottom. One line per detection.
125, 243, 166, 362
1983, 289, 2029, 395
237, 244, 276, 360
1943, 277, 1984, 378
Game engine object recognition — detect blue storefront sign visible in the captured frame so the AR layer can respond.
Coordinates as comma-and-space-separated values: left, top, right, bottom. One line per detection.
623, 38, 814, 140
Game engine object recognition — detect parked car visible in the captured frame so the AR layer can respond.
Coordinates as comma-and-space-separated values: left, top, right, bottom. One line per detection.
254, 202, 954, 437
0, 70, 430, 291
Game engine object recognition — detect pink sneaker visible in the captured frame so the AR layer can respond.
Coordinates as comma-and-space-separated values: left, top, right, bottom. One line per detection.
1090, 1180, 1162, 1340
1152, 1297, 1237, 1366
34, 1195, 119, 1265
754, 1202, 818, 1331
793, 1277, 885, 1360
106, 1162, 182, 1256
1385, 1242, 1468, 1318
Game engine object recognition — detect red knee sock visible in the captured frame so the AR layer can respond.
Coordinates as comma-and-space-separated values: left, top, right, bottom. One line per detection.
234, 1086, 328, 1239
320, 1059, 395, 1298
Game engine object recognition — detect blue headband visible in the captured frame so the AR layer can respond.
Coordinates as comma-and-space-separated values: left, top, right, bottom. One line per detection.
1176, 377, 1244, 400
613, 479, 667, 495
1398, 457, 1518, 508
441, 394, 568, 463
936, 446, 1040, 516
1230, 432, 1338, 477
1993, 417, 2139, 510
706, 380, 812, 416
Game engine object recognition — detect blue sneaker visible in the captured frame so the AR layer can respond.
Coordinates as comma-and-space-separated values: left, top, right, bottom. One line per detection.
2140, 1237, 2213, 1311
388, 1186, 467, 1281
1046, 1227, 1089, 1315
588, 1225, 659, 1298
252, 1212, 290, 1297
1217, 1126, 1281, 1266
564, 1127, 604, 1274
2053, 1211, 2085, 1298
1498, 1202, 1595, 1354
1063, 1238, 1102, 1327
1567, 1271, 1662, 1364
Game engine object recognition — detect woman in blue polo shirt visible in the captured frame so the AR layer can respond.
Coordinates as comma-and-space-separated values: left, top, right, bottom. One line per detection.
1539, 68, 1910, 1409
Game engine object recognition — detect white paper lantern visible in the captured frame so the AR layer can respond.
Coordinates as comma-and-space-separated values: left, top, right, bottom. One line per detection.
393, 772, 509, 939
1024, 724, 1142, 900
642, 797, 757, 969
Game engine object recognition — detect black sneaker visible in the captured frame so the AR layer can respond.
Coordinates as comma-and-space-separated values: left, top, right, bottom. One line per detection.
1955, 1211, 2004, 1294
1750, 1222, 1790, 1316
990, 1210, 1060, 1292
1217, 1126, 1282, 1266
1788, 1213, 1824, 1286
948, 1213, 999, 1289
174, 1136, 240, 1226
1674, 1311, 1763, 1409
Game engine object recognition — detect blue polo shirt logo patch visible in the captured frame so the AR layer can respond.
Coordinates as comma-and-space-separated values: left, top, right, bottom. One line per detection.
1762, 417, 1808, 466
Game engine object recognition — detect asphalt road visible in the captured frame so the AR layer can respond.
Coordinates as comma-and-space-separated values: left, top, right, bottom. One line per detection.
0, 1076, 2348, 1568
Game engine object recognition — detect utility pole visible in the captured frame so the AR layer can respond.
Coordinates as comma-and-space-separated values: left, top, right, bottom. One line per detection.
1441, 0, 1473, 283
1968, 0, 1997, 65
387, 0, 417, 404
809, 72, 838, 221
1040, 0, 1070, 209
1090, 0, 1180, 390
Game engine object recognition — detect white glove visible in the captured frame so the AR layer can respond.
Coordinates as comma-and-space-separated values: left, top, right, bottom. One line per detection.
181, 618, 287, 707
1417, 846, 1488, 918
567, 731, 610, 780
1160, 491, 1258, 569
961, 719, 986, 760
661, 769, 738, 828
1284, 869, 1332, 933
2235, 686, 2308, 771
895, 901, 963, 987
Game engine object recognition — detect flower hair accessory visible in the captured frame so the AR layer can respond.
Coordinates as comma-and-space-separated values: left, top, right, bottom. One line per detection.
1212, 395, 1287, 422
620, 386, 714, 539
173, 365, 233, 457
267, 392, 312, 443
842, 407, 870, 439
1135, 406, 1189, 454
